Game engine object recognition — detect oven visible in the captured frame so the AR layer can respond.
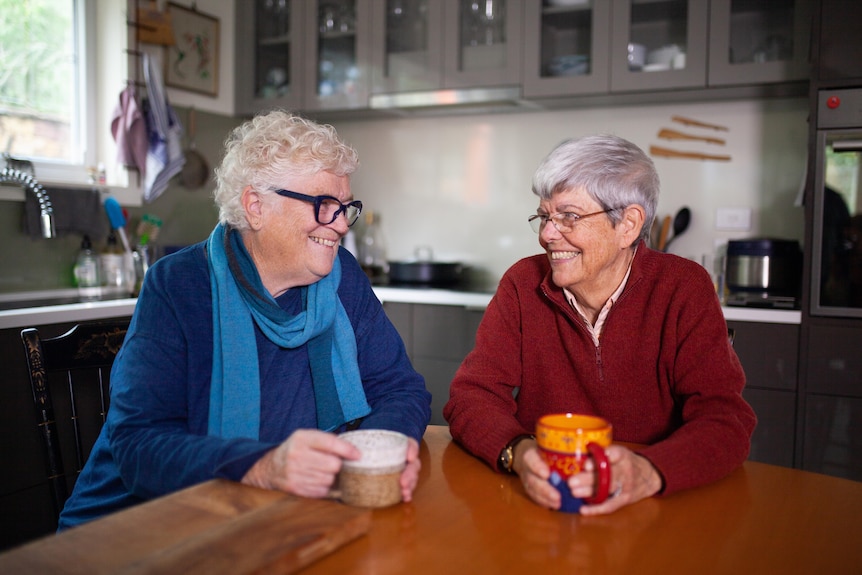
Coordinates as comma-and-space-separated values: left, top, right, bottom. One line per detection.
811, 88, 862, 318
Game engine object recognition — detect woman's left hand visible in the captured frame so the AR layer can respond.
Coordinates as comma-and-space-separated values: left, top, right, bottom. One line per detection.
569, 444, 663, 516
399, 438, 422, 502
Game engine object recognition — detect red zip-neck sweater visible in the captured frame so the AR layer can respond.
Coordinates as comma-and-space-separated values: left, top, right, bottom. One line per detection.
444, 242, 755, 496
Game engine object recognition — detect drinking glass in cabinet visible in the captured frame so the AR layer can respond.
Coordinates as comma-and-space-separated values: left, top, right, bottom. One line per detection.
460, 0, 507, 71
628, 0, 689, 73
540, 0, 595, 78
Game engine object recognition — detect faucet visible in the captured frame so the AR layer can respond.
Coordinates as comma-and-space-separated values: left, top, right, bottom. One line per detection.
0, 156, 55, 239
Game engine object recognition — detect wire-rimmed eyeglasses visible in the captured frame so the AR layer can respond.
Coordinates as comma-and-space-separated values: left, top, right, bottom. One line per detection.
528, 208, 619, 234
274, 189, 363, 227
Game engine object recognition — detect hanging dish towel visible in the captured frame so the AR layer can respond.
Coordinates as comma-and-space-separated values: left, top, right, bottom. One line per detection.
143, 52, 185, 203
110, 85, 148, 176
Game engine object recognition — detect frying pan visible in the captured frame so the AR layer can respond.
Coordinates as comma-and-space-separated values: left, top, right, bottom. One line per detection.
388, 246, 465, 286
180, 107, 209, 189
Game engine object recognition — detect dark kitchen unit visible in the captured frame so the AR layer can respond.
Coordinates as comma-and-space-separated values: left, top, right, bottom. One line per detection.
798, 0, 862, 482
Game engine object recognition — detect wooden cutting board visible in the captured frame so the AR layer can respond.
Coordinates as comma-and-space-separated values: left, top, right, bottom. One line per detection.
0, 480, 371, 574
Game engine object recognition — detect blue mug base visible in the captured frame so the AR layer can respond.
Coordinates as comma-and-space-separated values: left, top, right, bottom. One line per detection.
549, 471, 584, 513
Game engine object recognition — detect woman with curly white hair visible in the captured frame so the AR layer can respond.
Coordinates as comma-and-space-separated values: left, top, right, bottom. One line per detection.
59, 110, 430, 529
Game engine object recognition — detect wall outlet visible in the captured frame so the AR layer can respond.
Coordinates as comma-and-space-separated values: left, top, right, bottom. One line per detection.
715, 207, 752, 231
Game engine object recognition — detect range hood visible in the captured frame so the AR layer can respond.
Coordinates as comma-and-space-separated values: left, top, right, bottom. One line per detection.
369, 86, 540, 116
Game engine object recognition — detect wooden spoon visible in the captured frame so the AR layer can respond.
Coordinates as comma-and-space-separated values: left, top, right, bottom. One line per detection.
650, 145, 731, 162
657, 215, 672, 252
671, 115, 729, 131
658, 128, 726, 146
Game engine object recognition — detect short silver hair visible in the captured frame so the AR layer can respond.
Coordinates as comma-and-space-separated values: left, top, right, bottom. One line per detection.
213, 110, 359, 230
532, 134, 659, 245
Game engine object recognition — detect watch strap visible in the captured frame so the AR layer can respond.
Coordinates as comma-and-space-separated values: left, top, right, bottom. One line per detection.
499, 433, 535, 474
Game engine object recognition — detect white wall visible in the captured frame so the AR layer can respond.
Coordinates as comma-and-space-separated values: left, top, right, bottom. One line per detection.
334, 97, 809, 290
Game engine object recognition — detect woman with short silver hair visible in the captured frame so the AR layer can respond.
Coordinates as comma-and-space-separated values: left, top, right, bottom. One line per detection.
445, 134, 754, 516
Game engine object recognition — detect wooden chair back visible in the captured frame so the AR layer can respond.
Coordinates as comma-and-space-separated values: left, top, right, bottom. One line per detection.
20, 320, 129, 525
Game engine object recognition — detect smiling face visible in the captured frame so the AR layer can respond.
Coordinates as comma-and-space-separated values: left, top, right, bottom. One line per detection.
536, 187, 643, 310
240, 170, 353, 297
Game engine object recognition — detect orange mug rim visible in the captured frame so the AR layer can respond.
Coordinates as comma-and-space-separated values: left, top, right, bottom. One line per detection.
537, 413, 612, 433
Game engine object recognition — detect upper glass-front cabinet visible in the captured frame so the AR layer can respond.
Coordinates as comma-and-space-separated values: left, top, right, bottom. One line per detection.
708, 0, 812, 86
236, 0, 305, 115
523, 1, 612, 98
304, 0, 372, 110
610, 0, 709, 92
444, 0, 523, 88
371, 0, 523, 95
371, 0, 444, 93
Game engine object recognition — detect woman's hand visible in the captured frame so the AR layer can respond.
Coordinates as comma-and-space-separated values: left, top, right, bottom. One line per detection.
513, 441, 663, 515
241, 429, 360, 498
399, 438, 422, 502
512, 439, 562, 510
569, 445, 663, 516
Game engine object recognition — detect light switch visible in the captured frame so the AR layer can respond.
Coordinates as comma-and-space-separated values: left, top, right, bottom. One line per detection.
715, 208, 751, 231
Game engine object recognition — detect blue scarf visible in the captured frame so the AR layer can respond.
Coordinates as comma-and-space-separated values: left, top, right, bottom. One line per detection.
206, 223, 370, 439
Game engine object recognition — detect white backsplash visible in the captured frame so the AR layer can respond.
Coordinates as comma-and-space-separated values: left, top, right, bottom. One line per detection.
334, 97, 809, 291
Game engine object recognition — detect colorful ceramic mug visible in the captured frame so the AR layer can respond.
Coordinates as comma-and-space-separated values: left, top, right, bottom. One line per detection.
536, 413, 613, 513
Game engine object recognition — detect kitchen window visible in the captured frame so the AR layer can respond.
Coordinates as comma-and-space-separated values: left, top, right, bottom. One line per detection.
0, 0, 134, 195
0, 0, 97, 183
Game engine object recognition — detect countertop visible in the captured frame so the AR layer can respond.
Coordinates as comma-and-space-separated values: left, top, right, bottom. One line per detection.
0, 287, 802, 330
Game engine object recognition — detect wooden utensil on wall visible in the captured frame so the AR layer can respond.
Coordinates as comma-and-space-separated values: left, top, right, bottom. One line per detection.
658, 128, 726, 146
671, 115, 729, 131
650, 145, 731, 162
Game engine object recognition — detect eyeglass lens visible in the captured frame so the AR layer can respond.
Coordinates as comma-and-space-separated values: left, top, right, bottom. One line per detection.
317, 196, 362, 226
528, 209, 615, 234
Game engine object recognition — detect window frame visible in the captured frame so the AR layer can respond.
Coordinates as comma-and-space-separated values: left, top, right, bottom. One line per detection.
1, 0, 141, 205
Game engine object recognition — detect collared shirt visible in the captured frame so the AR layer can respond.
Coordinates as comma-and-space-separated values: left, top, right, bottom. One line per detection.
564, 248, 637, 346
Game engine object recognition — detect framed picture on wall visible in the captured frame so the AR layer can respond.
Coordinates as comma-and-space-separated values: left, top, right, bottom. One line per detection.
164, 2, 219, 96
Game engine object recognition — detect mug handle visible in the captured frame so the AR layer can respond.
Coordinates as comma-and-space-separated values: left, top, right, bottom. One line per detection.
583, 442, 611, 504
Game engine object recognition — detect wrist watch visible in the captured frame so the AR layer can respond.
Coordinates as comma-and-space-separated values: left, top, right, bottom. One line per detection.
499, 434, 535, 474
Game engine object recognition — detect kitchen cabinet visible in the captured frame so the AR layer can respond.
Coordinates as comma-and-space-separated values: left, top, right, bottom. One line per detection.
609, 0, 709, 92
370, 0, 524, 96
800, 323, 862, 481
236, 0, 372, 115
522, 0, 612, 98
235, 0, 306, 116
523, 0, 810, 101
304, 0, 373, 111
727, 320, 799, 468
814, 0, 862, 86
383, 302, 483, 425
707, 0, 812, 87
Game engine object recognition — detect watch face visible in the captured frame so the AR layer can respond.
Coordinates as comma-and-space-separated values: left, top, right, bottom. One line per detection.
501, 446, 514, 471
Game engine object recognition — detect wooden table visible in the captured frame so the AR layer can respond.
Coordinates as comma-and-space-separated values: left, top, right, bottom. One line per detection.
2, 426, 861, 573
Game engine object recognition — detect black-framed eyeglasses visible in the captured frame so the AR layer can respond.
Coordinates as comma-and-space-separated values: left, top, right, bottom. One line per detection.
528, 208, 619, 234
274, 189, 363, 227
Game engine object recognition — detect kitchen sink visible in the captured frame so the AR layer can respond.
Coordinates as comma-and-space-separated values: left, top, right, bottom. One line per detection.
0, 288, 134, 311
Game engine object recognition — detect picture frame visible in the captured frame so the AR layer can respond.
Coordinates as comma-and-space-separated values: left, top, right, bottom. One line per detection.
164, 2, 219, 97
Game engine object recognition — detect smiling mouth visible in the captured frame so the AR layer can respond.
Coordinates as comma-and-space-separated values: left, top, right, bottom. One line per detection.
550, 250, 579, 260
311, 236, 338, 248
